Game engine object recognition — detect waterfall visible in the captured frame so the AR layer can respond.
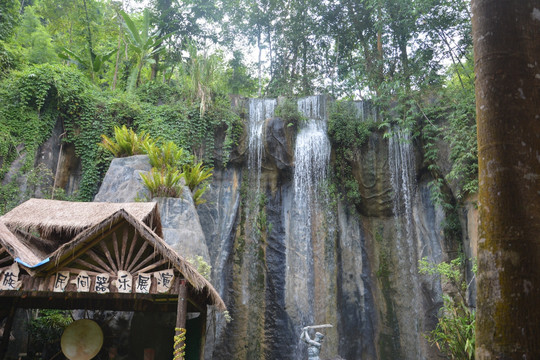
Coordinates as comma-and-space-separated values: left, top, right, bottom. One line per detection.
248, 98, 277, 191
389, 128, 415, 241
388, 127, 423, 358
294, 96, 331, 205
353, 100, 378, 122
287, 95, 332, 351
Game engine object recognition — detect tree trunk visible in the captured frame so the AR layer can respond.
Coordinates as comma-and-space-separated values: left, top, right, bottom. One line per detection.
473, 0, 540, 358
112, 29, 122, 90
257, 28, 262, 97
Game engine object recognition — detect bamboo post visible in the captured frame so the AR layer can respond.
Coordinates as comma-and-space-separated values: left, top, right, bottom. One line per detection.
174, 279, 187, 360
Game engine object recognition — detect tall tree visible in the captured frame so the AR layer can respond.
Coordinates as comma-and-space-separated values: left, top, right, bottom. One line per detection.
473, 0, 540, 358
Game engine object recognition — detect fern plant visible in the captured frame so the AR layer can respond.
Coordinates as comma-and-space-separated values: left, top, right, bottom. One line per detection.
140, 168, 184, 198
182, 161, 213, 205
99, 125, 153, 157
145, 140, 192, 170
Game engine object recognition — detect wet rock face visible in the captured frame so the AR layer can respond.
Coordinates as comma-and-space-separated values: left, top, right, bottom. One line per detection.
156, 196, 210, 262
200, 100, 460, 360
263, 116, 295, 172
350, 132, 394, 217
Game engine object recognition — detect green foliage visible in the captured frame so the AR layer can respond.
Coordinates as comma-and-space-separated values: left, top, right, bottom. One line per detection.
0, 63, 112, 201
274, 98, 305, 130
28, 309, 73, 352
422, 62, 477, 203
187, 255, 212, 281
120, 9, 171, 91
59, 46, 117, 81
419, 256, 476, 359
140, 167, 184, 198
0, 0, 19, 42
182, 161, 213, 205
145, 140, 192, 170
327, 101, 375, 209
226, 50, 258, 96
99, 125, 152, 157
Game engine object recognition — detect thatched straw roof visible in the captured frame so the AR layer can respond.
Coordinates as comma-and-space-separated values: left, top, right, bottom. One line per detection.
48, 209, 226, 311
0, 198, 162, 238
0, 220, 44, 268
0, 199, 225, 310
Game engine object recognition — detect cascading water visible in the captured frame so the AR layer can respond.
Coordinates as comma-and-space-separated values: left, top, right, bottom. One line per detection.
286, 95, 333, 356
353, 100, 378, 122
389, 129, 415, 241
388, 127, 424, 358
294, 95, 331, 230
248, 98, 277, 192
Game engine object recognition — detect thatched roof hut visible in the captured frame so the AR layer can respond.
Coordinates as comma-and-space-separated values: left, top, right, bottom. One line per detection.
0, 198, 225, 311
0, 198, 162, 240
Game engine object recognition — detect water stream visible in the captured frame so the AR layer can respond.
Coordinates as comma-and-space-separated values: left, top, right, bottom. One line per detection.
248, 98, 277, 192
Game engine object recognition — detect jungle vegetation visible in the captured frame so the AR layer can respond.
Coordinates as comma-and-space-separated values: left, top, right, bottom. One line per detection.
0, 0, 478, 357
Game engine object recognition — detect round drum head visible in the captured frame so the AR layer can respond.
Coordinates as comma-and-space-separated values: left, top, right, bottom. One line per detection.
61, 319, 104, 360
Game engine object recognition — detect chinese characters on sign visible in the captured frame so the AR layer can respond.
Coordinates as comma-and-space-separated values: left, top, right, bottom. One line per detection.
154, 269, 175, 293
76, 271, 91, 292
41, 269, 176, 293
116, 271, 132, 293
53, 271, 70, 292
0, 263, 21, 290
95, 273, 110, 294
136, 273, 151, 293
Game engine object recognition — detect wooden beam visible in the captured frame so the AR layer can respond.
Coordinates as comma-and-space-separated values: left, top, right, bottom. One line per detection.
124, 231, 140, 272
49, 221, 124, 274
112, 232, 121, 271
99, 241, 118, 273
86, 250, 115, 274
120, 228, 129, 270
126, 242, 149, 273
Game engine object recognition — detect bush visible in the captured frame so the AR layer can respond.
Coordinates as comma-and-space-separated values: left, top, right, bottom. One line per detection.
99, 125, 153, 157
140, 168, 184, 198
182, 161, 213, 205
419, 256, 475, 359
145, 140, 192, 171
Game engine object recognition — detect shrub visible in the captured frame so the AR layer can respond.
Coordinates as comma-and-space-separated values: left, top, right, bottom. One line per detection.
140, 168, 184, 198
182, 161, 213, 205
419, 256, 475, 359
145, 140, 192, 171
99, 125, 153, 157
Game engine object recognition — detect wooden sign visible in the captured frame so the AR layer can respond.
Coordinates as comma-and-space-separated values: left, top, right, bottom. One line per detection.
116, 271, 132, 293
0, 263, 21, 290
75, 271, 91, 292
94, 273, 110, 294
154, 269, 174, 293
53, 271, 70, 292
135, 273, 151, 294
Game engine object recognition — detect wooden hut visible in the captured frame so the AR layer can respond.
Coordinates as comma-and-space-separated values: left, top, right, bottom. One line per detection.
0, 199, 225, 360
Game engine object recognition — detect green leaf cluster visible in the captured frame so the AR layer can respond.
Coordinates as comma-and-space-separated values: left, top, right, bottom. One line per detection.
327, 101, 376, 210
28, 309, 73, 354
140, 167, 184, 199
274, 98, 306, 130
419, 255, 476, 359
99, 125, 153, 157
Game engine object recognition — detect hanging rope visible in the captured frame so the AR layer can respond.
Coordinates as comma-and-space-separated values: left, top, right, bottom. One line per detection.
173, 327, 186, 360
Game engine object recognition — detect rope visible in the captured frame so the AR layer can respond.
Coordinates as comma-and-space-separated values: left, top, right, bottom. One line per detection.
173, 327, 186, 360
